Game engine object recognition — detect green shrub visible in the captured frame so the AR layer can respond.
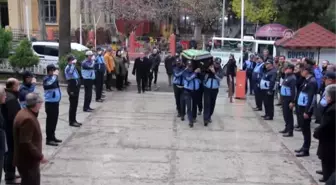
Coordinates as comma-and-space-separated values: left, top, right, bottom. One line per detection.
8, 39, 39, 70
0, 27, 13, 59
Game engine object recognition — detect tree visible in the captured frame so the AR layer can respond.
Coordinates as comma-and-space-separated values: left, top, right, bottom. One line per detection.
276, 0, 332, 29
179, 0, 221, 40
59, 0, 71, 58
8, 39, 39, 70
0, 27, 13, 60
319, 0, 335, 32
232, 0, 277, 24
37, 0, 46, 40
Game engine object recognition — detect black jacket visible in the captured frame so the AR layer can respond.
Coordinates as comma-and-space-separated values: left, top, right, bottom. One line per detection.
1, 89, 21, 129
261, 68, 277, 92
226, 59, 237, 77
149, 54, 161, 70
132, 57, 151, 76
298, 75, 318, 115
314, 102, 335, 160
164, 56, 173, 75
281, 73, 296, 103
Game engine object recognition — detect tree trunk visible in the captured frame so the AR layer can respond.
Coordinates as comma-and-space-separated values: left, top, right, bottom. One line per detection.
38, 0, 46, 40
193, 23, 202, 41
59, 0, 71, 58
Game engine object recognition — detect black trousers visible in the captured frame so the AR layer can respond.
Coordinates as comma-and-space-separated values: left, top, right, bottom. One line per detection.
83, 79, 94, 110
263, 91, 274, 118
116, 74, 124, 90
95, 72, 104, 100
173, 85, 184, 115
322, 158, 335, 181
203, 88, 219, 121
148, 71, 154, 88
197, 85, 204, 112
4, 125, 15, 179
124, 71, 129, 85
0, 152, 3, 182
183, 90, 198, 123
282, 98, 294, 133
136, 74, 147, 92
67, 87, 80, 124
18, 164, 40, 185
45, 102, 59, 141
297, 106, 311, 151
153, 66, 159, 84
105, 72, 113, 90
254, 84, 263, 109
246, 74, 253, 94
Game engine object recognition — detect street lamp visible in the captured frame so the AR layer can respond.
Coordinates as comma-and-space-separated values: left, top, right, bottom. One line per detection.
240, 0, 245, 69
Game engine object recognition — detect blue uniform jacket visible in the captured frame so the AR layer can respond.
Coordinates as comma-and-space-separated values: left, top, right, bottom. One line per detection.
19, 84, 36, 107
297, 75, 318, 115
94, 55, 106, 73
172, 67, 185, 87
260, 68, 277, 91
203, 68, 224, 89
183, 69, 200, 91
43, 75, 62, 103
252, 62, 264, 85
81, 59, 95, 80
280, 73, 296, 102
65, 63, 80, 80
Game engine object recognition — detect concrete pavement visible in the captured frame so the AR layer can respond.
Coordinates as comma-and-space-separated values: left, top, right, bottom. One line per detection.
2, 66, 323, 185
36, 74, 322, 185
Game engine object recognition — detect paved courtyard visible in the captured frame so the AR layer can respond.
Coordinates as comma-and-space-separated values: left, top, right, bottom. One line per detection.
5, 66, 323, 185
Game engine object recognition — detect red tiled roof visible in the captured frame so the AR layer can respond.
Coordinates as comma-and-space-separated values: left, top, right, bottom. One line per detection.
275, 22, 336, 48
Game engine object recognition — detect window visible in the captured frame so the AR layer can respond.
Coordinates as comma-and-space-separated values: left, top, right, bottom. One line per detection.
44, 0, 57, 24
32, 45, 59, 57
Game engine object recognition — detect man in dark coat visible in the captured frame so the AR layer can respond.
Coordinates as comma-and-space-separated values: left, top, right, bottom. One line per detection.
13, 93, 47, 185
164, 55, 174, 86
1, 78, 21, 184
133, 52, 151, 93
0, 86, 7, 183
314, 83, 336, 183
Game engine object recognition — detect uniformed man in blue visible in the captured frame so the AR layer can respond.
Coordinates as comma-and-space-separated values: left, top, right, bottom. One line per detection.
252, 55, 265, 111
43, 64, 62, 146
19, 71, 36, 108
172, 58, 186, 119
182, 61, 201, 128
203, 58, 224, 126
65, 55, 82, 128
295, 64, 318, 157
82, 50, 95, 112
279, 63, 297, 137
94, 48, 106, 102
260, 59, 277, 120
243, 54, 256, 95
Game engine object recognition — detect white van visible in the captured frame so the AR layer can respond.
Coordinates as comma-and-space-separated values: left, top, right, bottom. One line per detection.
31, 42, 89, 67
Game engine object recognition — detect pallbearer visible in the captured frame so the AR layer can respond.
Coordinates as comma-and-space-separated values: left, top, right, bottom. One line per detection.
182, 61, 201, 128
172, 58, 186, 119
279, 63, 296, 137
203, 58, 224, 126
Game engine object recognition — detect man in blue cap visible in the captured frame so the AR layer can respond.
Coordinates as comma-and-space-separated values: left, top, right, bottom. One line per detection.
252, 55, 265, 111
43, 64, 62, 146
203, 58, 224, 126
172, 58, 186, 119
94, 48, 106, 102
295, 64, 318, 157
64, 55, 82, 127
19, 71, 36, 108
279, 63, 297, 137
260, 58, 277, 120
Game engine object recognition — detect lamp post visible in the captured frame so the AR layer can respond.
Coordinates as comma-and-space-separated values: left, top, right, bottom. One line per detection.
24, 0, 30, 40
221, 0, 225, 38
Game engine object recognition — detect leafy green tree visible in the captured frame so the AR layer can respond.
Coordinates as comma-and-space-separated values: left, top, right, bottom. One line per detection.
9, 39, 39, 70
232, 0, 277, 24
0, 27, 13, 59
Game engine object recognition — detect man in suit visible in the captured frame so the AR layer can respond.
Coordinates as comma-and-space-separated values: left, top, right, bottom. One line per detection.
13, 93, 47, 185
133, 51, 151, 93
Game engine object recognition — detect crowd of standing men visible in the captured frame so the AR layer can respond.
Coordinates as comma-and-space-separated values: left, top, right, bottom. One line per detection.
244, 49, 336, 184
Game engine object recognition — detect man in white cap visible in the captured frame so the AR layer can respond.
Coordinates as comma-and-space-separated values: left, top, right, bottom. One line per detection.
81, 51, 95, 112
